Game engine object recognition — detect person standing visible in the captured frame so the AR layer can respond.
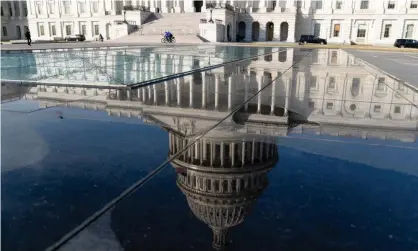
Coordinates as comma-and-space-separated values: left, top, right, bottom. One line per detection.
25, 29, 31, 46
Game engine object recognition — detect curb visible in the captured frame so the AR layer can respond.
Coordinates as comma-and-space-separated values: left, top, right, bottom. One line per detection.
228, 42, 418, 52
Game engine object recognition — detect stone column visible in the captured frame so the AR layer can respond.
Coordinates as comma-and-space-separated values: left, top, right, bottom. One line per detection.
174, 0, 182, 12
202, 72, 206, 109
251, 139, 255, 164
142, 86, 147, 102
257, 75, 263, 114
210, 141, 214, 167
284, 78, 291, 116
189, 75, 193, 107
153, 85, 157, 104
259, 0, 267, 12
271, 74, 276, 115
165, 82, 169, 105
241, 142, 245, 166
220, 142, 224, 167
231, 143, 235, 167
215, 75, 220, 110
244, 74, 249, 111
228, 75, 233, 111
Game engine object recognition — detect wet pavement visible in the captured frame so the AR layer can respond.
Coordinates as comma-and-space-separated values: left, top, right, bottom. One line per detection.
1, 45, 418, 251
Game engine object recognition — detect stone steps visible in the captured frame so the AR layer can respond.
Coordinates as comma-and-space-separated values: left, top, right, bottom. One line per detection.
131, 13, 205, 36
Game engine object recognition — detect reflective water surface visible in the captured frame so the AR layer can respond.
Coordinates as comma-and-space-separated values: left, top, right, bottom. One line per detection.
1, 46, 418, 251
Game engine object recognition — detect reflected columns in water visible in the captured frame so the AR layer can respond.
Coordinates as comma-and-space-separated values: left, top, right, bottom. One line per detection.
189, 75, 193, 108
202, 72, 206, 109
215, 74, 220, 110
284, 78, 291, 116
257, 74, 263, 114
164, 81, 170, 106
271, 73, 277, 115
228, 75, 233, 111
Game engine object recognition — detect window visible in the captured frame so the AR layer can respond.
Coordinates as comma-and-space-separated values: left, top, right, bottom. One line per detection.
63, 1, 70, 14
328, 77, 336, 89
80, 24, 87, 35
2, 26, 7, 36
94, 24, 100, 35
314, 23, 321, 37
50, 23, 56, 36
315, 0, 323, 9
360, 0, 369, 9
336, 0, 343, 9
357, 24, 367, 38
331, 51, 338, 64
38, 23, 45, 36
1, 6, 3, 16
65, 25, 72, 35
394, 106, 401, 113
326, 102, 334, 110
92, 1, 99, 12
387, 1, 395, 9
310, 76, 317, 89
295, 0, 302, 8
411, 1, 418, 8
78, 1, 86, 13
36, 1, 43, 15
48, 1, 55, 14
405, 24, 414, 38
374, 105, 381, 113
383, 24, 391, 38
333, 24, 340, 37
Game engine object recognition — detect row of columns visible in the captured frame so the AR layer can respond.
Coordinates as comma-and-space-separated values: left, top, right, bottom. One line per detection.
178, 169, 268, 193
1, 1, 26, 18
169, 133, 277, 168
133, 71, 291, 115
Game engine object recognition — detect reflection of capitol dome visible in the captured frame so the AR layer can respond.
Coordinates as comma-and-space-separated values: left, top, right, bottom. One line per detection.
170, 130, 278, 250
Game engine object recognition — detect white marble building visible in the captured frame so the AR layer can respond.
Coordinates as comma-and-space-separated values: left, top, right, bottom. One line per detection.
1, 0, 417, 44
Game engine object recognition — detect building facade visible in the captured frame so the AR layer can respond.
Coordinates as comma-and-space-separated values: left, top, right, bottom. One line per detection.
1, 0, 417, 44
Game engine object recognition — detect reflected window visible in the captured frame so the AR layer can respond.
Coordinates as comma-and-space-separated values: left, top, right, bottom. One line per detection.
310, 76, 317, 89
314, 23, 321, 37
374, 105, 381, 113
331, 51, 338, 64
328, 76, 336, 89
377, 77, 386, 91
351, 78, 360, 97
326, 102, 334, 110
394, 106, 401, 113
308, 101, 315, 108
336, 0, 343, 9
312, 50, 319, 63
279, 50, 287, 62
383, 24, 392, 38
387, 1, 395, 9
350, 104, 356, 111
314, 0, 323, 9
264, 54, 272, 61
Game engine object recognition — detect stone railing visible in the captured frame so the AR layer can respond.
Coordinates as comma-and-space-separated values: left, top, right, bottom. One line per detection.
205, 3, 235, 11
123, 5, 150, 11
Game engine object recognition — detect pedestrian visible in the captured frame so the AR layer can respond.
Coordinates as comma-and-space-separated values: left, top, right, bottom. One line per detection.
25, 29, 31, 46
99, 33, 104, 42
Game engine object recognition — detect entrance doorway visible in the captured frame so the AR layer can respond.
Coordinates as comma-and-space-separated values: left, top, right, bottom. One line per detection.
194, 1, 203, 12
280, 22, 289, 41
238, 21, 246, 41
227, 24, 231, 42
266, 22, 274, 41
252, 22, 259, 41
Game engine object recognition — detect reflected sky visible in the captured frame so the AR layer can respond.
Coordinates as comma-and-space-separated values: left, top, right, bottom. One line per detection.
1, 46, 418, 251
